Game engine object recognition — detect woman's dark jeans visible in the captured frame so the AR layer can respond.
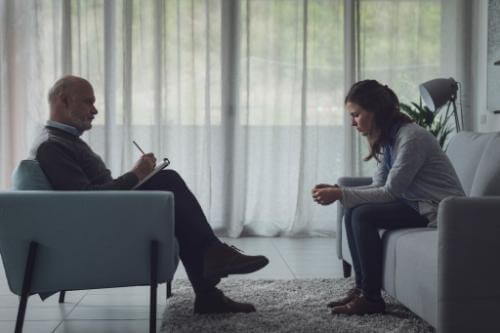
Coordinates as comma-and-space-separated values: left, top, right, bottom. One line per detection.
344, 201, 428, 300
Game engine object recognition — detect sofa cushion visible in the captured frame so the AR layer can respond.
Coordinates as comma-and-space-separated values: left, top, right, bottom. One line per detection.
11, 160, 52, 190
381, 228, 437, 327
470, 133, 500, 196
446, 132, 496, 196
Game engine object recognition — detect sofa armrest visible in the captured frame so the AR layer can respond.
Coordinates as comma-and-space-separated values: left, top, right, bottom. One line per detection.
337, 176, 373, 188
0, 191, 178, 296
336, 177, 372, 260
438, 196, 500, 333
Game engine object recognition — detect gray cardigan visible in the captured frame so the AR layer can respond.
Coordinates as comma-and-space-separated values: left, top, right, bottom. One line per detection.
340, 123, 465, 226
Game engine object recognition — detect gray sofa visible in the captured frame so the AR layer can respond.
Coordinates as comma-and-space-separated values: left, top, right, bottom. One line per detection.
336, 131, 500, 333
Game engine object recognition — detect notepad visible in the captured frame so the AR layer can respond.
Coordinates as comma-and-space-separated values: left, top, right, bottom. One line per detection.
132, 158, 170, 190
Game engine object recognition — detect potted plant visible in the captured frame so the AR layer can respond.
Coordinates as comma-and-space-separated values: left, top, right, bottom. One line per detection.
399, 100, 454, 149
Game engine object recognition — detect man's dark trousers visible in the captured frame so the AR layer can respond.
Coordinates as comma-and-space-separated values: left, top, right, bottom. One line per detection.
139, 169, 221, 294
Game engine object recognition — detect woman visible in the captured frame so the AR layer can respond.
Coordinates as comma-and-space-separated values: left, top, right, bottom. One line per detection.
312, 80, 464, 315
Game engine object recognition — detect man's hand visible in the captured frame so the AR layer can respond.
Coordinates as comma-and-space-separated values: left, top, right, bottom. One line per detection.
132, 153, 156, 181
311, 183, 342, 206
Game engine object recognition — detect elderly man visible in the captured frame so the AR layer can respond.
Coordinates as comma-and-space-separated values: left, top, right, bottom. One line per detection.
30, 75, 269, 314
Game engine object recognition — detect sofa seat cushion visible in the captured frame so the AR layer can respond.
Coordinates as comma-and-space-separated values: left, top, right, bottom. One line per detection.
381, 228, 437, 327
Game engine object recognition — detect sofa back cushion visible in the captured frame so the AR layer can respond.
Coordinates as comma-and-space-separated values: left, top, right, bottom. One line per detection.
11, 160, 52, 190
446, 132, 497, 196
469, 133, 500, 196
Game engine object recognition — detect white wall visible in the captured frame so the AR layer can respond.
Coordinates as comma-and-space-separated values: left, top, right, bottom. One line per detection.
471, 0, 500, 132
441, 0, 472, 130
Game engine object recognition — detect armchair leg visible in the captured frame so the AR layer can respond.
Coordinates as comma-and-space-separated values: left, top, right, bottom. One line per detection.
150, 241, 158, 333
167, 281, 172, 299
15, 241, 38, 333
58, 291, 66, 303
342, 260, 352, 278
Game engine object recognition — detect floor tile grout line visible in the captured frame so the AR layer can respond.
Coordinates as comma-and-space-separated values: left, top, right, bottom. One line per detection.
270, 239, 297, 279
51, 318, 164, 321
0, 319, 63, 322
51, 289, 90, 333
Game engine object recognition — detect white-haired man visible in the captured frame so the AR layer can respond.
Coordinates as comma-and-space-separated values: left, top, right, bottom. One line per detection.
30, 75, 269, 314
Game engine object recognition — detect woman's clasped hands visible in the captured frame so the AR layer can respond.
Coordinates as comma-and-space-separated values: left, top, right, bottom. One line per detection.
311, 184, 342, 206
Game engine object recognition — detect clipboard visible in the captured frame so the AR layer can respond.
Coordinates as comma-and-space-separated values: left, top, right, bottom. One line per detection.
132, 158, 170, 189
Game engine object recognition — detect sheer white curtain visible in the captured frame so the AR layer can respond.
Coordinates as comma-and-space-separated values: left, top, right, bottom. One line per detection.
236, 0, 344, 236
353, 0, 469, 176
0, 1, 63, 187
0, 0, 470, 237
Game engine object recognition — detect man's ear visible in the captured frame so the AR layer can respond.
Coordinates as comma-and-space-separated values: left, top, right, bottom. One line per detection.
59, 93, 70, 108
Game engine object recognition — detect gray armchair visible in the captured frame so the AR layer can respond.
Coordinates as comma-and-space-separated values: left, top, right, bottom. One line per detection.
0, 160, 179, 333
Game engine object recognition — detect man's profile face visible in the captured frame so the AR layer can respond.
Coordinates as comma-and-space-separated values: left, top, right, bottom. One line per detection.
65, 81, 98, 132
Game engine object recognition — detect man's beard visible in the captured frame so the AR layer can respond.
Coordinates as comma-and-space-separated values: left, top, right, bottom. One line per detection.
69, 113, 91, 131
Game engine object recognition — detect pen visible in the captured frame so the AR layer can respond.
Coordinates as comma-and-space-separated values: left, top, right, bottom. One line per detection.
132, 140, 146, 155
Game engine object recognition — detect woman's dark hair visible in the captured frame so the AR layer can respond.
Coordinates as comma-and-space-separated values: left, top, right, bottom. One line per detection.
345, 79, 412, 162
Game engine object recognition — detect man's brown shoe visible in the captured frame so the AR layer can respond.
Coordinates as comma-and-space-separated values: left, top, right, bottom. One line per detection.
331, 295, 385, 315
194, 289, 256, 314
203, 243, 269, 279
327, 287, 361, 308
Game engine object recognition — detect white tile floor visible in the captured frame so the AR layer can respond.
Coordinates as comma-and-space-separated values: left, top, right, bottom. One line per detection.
0, 237, 344, 333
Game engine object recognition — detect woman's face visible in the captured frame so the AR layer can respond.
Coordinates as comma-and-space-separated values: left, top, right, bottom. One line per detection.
346, 102, 375, 136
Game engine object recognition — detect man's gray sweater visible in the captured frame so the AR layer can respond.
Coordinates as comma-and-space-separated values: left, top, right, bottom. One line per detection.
30, 125, 139, 190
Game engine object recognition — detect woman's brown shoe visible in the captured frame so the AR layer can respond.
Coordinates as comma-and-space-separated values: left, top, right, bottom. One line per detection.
326, 287, 362, 308
331, 295, 385, 315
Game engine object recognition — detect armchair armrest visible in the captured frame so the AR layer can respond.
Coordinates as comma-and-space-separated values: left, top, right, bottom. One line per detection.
438, 196, 500, 333
336, 177, 372, 259
0, 191, 178, 296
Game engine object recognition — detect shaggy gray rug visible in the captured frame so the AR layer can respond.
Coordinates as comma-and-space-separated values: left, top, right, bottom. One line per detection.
161, 278, 434, 333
